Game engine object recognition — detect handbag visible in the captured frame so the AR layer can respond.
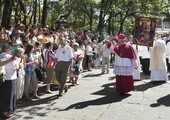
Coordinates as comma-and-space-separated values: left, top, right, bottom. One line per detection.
46, 51, 55, 68
51, 73, 60, 86
47, 59, 55, 68
0, 66, 6, 84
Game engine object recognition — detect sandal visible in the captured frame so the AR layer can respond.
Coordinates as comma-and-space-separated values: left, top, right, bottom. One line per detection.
34, 95, 41, 99
25, 97, 33, 102
46, 90, 52, 94
1, 112, 12, 119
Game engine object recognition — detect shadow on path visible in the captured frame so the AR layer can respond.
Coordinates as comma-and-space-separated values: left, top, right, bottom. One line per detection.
150, 94, 170, 107
135, 81, 166, 92
2, 94, 59, 120
7, 85, 60, 120
82, 73, 104, 77
108, 76, 116, 81
61, 82, 131, 111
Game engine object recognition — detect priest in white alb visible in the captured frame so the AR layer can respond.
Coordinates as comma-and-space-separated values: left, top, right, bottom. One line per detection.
149, 33, 168, 82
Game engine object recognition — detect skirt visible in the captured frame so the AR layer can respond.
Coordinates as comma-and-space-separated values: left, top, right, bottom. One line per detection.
0, 80, 16, 113
116, 75, 134, 93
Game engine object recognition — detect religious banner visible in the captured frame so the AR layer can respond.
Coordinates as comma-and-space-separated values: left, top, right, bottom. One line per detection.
134, 17, 156, 47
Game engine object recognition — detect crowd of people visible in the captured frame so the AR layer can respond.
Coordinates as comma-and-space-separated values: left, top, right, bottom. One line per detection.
0, 23, 170, 119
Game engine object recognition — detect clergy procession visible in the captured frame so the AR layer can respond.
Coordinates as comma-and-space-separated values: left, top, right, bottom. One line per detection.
0, 22, 170, 119
1, 0, 170, 119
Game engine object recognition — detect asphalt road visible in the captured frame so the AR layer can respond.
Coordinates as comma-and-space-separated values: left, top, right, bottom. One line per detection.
4, 68, 170, 120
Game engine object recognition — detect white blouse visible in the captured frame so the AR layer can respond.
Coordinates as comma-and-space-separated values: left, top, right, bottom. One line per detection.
0, 52, 18, 80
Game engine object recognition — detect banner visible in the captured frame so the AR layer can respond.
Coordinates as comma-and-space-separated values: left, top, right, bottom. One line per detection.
134, 17, 156, 46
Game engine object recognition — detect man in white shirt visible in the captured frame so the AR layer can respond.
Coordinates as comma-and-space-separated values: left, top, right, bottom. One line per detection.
55, 36, 74, 97
140, 45, 151, 75
101, 39, 111, 73
85, 40, 93, 71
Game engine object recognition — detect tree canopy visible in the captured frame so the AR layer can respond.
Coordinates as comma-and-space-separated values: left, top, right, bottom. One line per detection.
0, 0, 169, 36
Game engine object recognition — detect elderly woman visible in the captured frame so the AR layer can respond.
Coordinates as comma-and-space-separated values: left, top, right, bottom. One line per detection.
69, 42, 84, 85
15, 48, 25, 100
0, 44, 18, 119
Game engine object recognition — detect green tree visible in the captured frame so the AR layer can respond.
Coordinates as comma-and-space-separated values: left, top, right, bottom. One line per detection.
41, 0, 48, 27
0, 0, 169, 33
1, 0, 13, 28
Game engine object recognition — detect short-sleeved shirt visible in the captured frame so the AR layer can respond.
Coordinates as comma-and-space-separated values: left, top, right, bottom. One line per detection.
0, 52, 18, 80
56, 44, 74, 62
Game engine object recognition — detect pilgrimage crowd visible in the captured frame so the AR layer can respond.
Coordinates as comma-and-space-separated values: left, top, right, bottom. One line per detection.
0, 24, 170, 118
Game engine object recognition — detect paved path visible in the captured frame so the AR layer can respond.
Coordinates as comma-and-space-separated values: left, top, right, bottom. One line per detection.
5, 68, 170, 120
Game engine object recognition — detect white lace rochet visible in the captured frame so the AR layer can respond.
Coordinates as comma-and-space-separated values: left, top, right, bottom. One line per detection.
113, 54, 137, 76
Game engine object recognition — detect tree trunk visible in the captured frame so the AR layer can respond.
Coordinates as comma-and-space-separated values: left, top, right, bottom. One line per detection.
111, 17, 115, 35
98, 0, 105, 41
107, 11, 112, 34
89, 3, 93, 31
18, 0, 27, 25
33, 0, 37, 24
41, 0, 48, 28
98, 9, 103, 40
118, 10, 129, 34
118, 13, 123, 34
83, 13, 86, 27
38, 0, 41, 24
0, 0, 4, 23
14, 4, 19, 24
1, 0, 12, 28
